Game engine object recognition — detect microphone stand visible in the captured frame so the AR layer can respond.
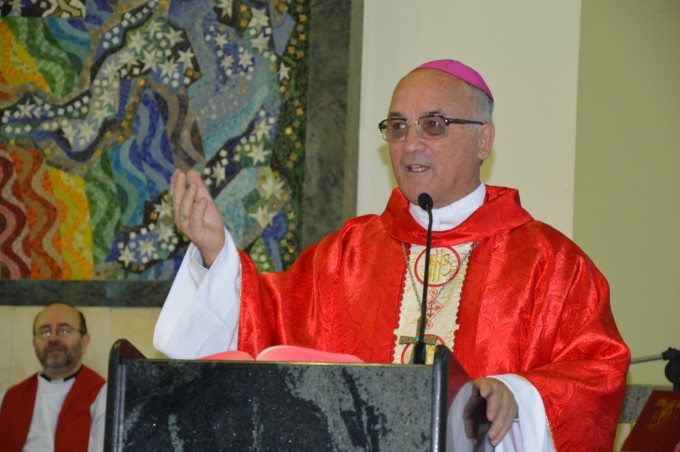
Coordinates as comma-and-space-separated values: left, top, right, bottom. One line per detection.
630, 347, 680, 391
413, 193, 433, 365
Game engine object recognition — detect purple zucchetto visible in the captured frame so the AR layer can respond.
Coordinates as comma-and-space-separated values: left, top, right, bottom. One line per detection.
412, 59, 493, 102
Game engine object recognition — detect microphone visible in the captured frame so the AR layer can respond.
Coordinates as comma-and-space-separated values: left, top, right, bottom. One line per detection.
413, 193, 433, 364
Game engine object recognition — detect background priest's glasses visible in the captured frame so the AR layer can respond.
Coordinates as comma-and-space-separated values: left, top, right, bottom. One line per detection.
104, 339, 484, 451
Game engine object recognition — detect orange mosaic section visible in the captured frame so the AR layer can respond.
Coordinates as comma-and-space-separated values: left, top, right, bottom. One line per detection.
49, 168, 94, 279
0, 22, 50, 101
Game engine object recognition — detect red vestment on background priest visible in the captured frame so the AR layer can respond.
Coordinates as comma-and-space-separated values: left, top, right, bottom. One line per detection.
236, 185, 630, 451
0, 365, 105, 452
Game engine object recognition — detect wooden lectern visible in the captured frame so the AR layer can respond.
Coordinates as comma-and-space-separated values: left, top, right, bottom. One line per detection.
104, 339, 474, 451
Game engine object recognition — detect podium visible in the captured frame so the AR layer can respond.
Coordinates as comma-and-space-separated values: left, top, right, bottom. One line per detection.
104, 340, 473, 451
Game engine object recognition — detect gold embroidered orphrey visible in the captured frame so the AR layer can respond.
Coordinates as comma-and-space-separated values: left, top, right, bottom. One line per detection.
395, 240, 479, 364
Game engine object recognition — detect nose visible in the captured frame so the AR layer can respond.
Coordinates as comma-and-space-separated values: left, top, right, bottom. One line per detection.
402, 122, 425, 151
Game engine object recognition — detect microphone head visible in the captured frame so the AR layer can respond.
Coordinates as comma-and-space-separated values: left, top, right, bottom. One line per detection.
418, 193, 433, 211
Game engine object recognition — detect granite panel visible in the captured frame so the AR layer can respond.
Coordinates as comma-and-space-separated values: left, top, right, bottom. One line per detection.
110, 360, 435, 451
303, 0, 363, 247
104, 340, 461, 451
0, 280, 171, 307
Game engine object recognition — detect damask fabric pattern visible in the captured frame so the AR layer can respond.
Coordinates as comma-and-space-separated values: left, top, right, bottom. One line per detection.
0, 0, 310, 280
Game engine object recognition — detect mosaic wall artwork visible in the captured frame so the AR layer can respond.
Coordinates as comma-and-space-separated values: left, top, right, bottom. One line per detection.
0, 0, 311, 281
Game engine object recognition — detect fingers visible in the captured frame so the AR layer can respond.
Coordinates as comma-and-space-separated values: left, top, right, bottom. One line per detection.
186, 169, 210, 199
170, 169, 187, 219
472, 378, 518, 447
463, 389, 484, 443
171, 169, 201, 233
486, 391, 517, 445
463, 384, 481, 420
189, 197, 208, 229
178, 182, 198, 222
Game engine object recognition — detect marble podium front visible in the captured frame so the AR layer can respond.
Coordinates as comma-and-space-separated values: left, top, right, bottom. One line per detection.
105, 340, 455, 451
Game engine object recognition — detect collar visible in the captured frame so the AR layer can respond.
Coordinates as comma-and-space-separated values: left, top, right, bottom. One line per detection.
380, 185, 534, 247
39, 366, 81, 383
409, 183, 486, 231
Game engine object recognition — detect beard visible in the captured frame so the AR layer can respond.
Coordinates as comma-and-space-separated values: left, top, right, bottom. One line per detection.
37, 341, 83, 374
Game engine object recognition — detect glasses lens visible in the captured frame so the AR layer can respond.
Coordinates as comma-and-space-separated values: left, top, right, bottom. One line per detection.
419, 116, 447, 138
380, 119, 407, 142
36, 328, 50, 338
57, 326, 74, 337
378, 120, 388, 141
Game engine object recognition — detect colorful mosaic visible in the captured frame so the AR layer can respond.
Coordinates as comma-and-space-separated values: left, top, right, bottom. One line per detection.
0, 0, 86, 18
0, 0, 310, 280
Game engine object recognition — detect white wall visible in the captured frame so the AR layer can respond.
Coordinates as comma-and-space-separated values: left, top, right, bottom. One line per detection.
358, 0, 582, 239
574, 0, 680, 386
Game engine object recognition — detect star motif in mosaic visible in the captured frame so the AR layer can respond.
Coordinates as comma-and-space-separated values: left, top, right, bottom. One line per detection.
250, 33, 270, 55
246, 142, 269, 164
278, 63, 290, 81
166, 27, 184, 47
250, 8, 269, 29
217, 0, 235, 18
139, 238, 156, 258
154, 197, 174, 220
127, 32, 147, 54
249, 204, 277, 228
156, 222, 176, 242
254, 119, 273, 140
177, 48, 195, 68
260, 174, 286, 200
118, 245, 136, 267
212, 160, 228, 185
213, 32, 229, 49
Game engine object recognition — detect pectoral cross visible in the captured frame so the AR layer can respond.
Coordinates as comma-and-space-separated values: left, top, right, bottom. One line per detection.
399, 320, 437, 364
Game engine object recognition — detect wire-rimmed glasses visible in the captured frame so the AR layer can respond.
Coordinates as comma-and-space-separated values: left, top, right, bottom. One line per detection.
378, 115, 485, 142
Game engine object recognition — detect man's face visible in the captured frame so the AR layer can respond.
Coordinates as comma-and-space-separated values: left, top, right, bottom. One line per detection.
387, 69, 494, 208
32, 303, 89, 378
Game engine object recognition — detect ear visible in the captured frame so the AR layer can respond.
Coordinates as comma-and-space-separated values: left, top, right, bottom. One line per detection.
476, 124, 495, 161
80, 333, 91, 354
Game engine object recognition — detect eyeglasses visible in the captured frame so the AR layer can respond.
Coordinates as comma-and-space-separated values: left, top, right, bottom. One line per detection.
34, 325, 84, 339
378, 115, 485, 142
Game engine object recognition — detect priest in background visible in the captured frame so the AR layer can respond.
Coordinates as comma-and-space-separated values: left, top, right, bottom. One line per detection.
0, 301, 106, 452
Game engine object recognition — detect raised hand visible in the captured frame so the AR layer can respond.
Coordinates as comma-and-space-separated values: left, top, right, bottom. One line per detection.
171, 168, 226, 267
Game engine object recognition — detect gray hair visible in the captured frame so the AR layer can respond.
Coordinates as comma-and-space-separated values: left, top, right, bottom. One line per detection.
468, 84, 494, 124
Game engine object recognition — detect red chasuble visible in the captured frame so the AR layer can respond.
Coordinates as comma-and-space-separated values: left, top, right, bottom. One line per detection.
237, 186, 630, 451
0, 365, 105, 452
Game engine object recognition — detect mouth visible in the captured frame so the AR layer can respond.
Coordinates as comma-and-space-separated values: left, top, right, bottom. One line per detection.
406, 164, 429, 173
